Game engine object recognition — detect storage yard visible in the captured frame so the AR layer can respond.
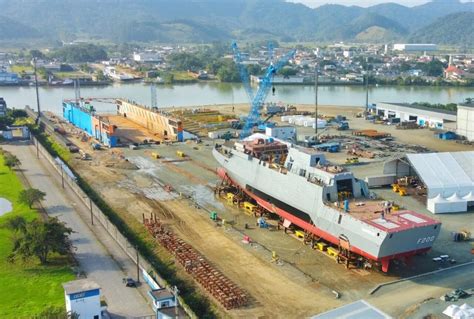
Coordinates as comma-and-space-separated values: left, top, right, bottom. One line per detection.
41, 101, 473, 318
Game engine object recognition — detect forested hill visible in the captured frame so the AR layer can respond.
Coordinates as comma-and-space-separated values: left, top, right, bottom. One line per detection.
0, 0, 471, 44
408, 12, 474, 47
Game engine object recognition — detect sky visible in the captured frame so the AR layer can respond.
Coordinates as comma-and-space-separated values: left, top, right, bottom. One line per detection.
288, 0, 469, 8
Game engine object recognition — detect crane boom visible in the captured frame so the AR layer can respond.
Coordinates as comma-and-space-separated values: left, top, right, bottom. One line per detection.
231, 42, 254, 102
240, 48, 295, 138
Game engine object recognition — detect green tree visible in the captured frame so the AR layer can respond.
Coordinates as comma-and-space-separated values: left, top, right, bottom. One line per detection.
4, 153, 20, 170
169, 52, 206, 71
52, 44, 108, 63
29, 49, 45, 59
18, 188, 46, 208
278, 66, 297, 77
8, 216, 73, 264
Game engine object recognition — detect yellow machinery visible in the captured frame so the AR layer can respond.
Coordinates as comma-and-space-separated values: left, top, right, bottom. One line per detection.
226, 193, 235, 204
327, 247, 339, 258
151, 152, 160, 159
345, 157, 359, 164
176, 150, 185, 157
243, 201, 256, 215
295, 230, 305, 239
315, 242, 328, 251
392, 184, 400, 192
398, 187, 407, 196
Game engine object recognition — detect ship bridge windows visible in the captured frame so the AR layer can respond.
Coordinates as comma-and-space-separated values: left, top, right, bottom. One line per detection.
336, 178, 353, 194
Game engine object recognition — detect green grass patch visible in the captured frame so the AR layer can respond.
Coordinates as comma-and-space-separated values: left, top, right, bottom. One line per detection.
54, 71, 90, 79
10, 65, 33, 73
0, 154, 74, 318
45, 135, 71, 162
13, 117, 34, 126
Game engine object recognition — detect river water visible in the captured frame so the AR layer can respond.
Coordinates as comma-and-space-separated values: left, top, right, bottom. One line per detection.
0, 82, 472, 114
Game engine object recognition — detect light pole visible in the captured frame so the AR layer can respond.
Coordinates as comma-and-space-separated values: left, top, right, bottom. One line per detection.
135, 246, 140, 283
33, 57, 41, 124
314, 63, 319, 137
365, 57, 369, 114
89, 197, 93, 225
56, 162, 64, 188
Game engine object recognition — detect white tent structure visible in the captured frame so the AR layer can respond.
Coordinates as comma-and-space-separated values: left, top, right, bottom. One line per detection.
427, 194, 451, 214
443, 303, 474, 319
407, 151, 474, 214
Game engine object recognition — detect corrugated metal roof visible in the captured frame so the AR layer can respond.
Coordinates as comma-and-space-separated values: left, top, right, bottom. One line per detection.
311, 300, 391, 319
406, 151, 474, 198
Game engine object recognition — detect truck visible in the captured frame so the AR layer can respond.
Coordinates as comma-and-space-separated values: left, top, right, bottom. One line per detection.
337, 121, 349, 130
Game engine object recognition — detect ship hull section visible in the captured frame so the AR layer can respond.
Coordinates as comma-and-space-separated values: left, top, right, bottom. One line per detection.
213, 148, 440, 271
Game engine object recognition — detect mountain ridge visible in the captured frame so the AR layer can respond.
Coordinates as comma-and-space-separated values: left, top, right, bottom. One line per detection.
0, 0, 471, 44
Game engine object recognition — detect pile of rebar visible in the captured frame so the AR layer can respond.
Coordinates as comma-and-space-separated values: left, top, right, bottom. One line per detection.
143, 214, 247, 310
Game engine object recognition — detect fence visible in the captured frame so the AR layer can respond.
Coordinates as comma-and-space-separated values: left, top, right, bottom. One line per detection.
30, 135, 196, 318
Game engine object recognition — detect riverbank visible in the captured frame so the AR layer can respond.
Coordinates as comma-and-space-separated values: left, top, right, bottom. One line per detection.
1, 82, 470, 114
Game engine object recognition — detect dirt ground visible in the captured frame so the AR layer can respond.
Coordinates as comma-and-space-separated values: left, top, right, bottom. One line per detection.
74, 155, 342, 318
46, 103, 474, 318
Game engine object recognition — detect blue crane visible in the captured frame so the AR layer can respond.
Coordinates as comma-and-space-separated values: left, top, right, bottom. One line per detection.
232, 42, 295, 138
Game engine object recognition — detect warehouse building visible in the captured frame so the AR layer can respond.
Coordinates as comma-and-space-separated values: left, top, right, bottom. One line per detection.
393, 43, 438, 52
384, 151, 474, 214
457, 102, 474, 141
375, 102, 456, 129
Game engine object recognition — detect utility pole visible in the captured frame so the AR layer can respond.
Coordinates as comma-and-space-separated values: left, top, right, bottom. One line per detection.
314, 64, 319, 137
172, 285, 180, 316
365, 57, 369, 114
60, 164, 64, 188
33, 58, 41, 124
150, 84, 157, 109
135, 246, 140, 283
89, 197, 93, 225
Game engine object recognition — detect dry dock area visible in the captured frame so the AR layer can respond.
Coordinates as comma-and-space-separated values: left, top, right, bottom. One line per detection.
43, 103, 474, 318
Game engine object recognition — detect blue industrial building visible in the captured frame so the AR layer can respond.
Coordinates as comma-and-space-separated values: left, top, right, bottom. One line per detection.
0, 71, 19, 84
63, 102, 94, 136
62, 101, 118, 147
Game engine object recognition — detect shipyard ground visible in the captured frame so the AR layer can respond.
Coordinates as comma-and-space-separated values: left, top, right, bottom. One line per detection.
48, 104, 473, 318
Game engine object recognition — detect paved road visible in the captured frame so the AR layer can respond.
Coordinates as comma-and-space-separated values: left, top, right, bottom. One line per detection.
368, 262, 474, 317
5, 143, 154, 318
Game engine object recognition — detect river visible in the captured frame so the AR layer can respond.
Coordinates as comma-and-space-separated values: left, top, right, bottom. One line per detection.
0, 82, 472, 114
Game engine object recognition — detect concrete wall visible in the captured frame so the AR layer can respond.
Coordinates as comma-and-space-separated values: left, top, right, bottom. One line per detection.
457, 106, 474, 141
116, 100, 183, 141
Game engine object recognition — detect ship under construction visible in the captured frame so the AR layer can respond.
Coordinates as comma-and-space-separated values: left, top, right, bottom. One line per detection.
213, 134, 441, 272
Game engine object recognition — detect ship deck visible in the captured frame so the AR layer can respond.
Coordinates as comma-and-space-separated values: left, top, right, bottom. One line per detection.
332, 199, 439, 233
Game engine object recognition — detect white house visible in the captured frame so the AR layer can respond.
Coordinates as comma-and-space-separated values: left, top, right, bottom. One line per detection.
63, 279, 102, 319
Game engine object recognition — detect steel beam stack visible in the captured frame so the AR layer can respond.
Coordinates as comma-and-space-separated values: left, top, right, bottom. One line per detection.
144, 215, 247, 310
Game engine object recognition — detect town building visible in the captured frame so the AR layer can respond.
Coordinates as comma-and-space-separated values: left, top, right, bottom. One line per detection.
0, 97, 6, 116
457, 102, 474, 141
393, 44, 438, 52
0, 71, 19, 84
62, 279, 102, 319
444, 65, 465, 80
133, 51, 162, 63
374, 102, 457, 129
